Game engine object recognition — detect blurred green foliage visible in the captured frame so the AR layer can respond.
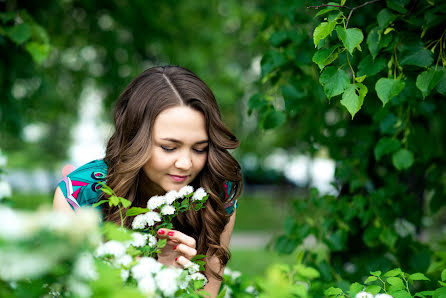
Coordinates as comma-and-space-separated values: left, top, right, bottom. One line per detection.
248, 0, 446, 293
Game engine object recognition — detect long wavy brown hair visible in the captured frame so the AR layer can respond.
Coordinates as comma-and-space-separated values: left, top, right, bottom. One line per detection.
103, 65, 242, 280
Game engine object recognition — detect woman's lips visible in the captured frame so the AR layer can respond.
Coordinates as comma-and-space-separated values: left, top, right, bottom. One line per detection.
169, 174, 187, 182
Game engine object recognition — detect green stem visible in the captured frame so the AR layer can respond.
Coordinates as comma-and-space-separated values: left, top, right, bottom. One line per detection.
119, 208, 124, 229
346, 52, 355, 81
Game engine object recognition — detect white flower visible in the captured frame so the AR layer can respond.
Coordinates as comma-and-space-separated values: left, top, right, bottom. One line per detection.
155, 267, 182, 297
131, 257, 162, 281
121, 269, 129, 282
394, 218, 416, 238
131, 232, 148, 247
188, 272, 207, 282
67, 278, 92, 298
116, 254, 132, 267
161, 205, 176, 215
184, 262, 200, 274
224, 267, 241, 280
73, 253, 98, 280
192, 187, 207, 201
178, 185, 194, 197
131, 212, 161, 230
95, 240, 126, 258
375, 294, 393, 298
355, 292, 374, 298
147, 234, 157, 248
164, 190, 180, 205
147, 195, 165, 210
0, 180, 12, 200
138, 275, 156, 295
245, 285, 256, 294
145, 211, 161, 226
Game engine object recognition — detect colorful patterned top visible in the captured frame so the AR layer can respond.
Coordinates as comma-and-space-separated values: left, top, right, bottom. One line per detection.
57, 159, 238, 215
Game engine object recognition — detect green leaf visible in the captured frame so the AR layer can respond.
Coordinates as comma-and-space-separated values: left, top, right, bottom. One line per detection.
379, 228, 398, 248
324, 287, 343, 296
319, 66, 350, 99
441, 269, 446, 281
371, 271, 382, 277
0, 12, 16, 23
377, 9, 397, 29
248, 93, 268, 115
384, 268, 403, 277
5, 23, 31, 44
340, 83, 367, 119
313, 20, 337, 47
126, 207, 149, 217
101, 222, 132, 241
157, 238, 167, 248
92, 200, 109, 208
391, 290, 413, 298
386, 0, 409, 13
109, 195, 120, 206
262, 109, 286, 130
409, 273, 430, 281
25, 42, 50, 64
367, 27, 380, 59
295, 264, 320, 279
374, 138, 402, 161
348, 282, 363, 297
312, 45, 339, 70
436, 71, 446, 96
315, 3, 340, 17
387, 277, 405, 290
260, 50, 287, 78
358, 55, 386, 77
416, 68, 444, 98
336, 26, 364, 54
365, 285, 381, 295
120, 197, 132, 208
392, 148, 414, 170
400, 44, 433, 67
365, 276, 378, 284
375, 78, 405, 106
355, 75, 366, 83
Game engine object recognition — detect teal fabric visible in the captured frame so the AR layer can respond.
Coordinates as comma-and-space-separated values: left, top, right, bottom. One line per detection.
58, 159, 237, 214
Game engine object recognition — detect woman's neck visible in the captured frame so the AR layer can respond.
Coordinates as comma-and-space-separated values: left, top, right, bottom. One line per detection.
138, 171, 165, 200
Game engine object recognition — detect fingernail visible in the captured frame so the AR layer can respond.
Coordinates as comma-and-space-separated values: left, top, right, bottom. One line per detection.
168, 231, 174, 236
158, 230, 165, 235
173, 245, 177, 250
175, 257, 178, 261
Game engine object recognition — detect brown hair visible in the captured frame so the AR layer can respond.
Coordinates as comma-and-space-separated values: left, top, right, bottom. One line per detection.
103, 65, 242, 280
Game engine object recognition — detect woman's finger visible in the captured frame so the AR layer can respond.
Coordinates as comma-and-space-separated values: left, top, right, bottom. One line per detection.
157, 229, 196, 248
175, 255, 192, 268
174, 243, 197, 260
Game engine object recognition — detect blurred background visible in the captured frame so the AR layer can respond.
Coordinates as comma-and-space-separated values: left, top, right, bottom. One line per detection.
2, 0, 446, 294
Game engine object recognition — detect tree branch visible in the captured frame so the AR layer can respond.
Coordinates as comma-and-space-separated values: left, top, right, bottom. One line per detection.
307, 4, 351, 9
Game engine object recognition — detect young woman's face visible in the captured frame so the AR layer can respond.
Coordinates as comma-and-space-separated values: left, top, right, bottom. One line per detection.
143, 106, 208, 193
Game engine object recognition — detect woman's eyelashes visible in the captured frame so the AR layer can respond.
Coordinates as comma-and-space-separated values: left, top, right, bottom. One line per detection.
160, 145, 208, 154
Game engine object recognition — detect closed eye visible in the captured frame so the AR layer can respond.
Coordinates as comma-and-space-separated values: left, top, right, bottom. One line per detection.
161, 146, 175, 152
193, 147, 208, 154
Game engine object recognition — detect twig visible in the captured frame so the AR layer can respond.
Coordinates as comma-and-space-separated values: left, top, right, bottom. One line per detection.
308, 0, 383, 28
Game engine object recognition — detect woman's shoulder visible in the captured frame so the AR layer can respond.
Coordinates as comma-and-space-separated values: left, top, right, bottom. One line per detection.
57, 159, 108, 210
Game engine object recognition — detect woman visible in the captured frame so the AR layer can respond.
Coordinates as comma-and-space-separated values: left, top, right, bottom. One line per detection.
53, 65, 242, 296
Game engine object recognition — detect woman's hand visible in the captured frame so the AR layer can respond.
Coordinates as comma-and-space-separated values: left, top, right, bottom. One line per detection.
156, 228, 197, 268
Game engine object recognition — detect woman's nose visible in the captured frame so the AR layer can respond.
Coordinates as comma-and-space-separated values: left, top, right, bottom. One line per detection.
175, 154, 192, 170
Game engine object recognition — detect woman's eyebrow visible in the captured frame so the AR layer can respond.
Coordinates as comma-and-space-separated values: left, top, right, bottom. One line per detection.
161, 138, 209, 145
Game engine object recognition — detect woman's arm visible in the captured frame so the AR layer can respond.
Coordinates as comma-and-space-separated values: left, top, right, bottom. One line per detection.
203, 210, 236, 297
53, 186, 75, 213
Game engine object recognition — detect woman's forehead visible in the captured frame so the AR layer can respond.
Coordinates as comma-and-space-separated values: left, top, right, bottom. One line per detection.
153, 106, 208, 142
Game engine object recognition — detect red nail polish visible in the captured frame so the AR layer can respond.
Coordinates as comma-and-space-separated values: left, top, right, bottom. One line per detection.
158, 230, 165, 234
168, 231, 174, 236
175, 257, 178, 261
173, 245, 177, 250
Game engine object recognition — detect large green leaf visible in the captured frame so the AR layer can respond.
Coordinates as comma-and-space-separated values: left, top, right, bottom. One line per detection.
416, 68, 444, 98
25, 42, 50, 64
313, 19, 337, 47
374, 137, 402, 161
400, 43, 433, 67
319, 66, 350, 99
336, 26, 363, 54
436, 71, 446, 96
392, 148, 414, 170
367, 27, 380, 59
386, 0, 409, 13
375, 78, 405, 106
5, 23, 32, 44
312, 45, 338, 70
340, 83, 367, 119
262, 109, 286, 130
377, 8, 397, 29
358, 55, 386, 77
